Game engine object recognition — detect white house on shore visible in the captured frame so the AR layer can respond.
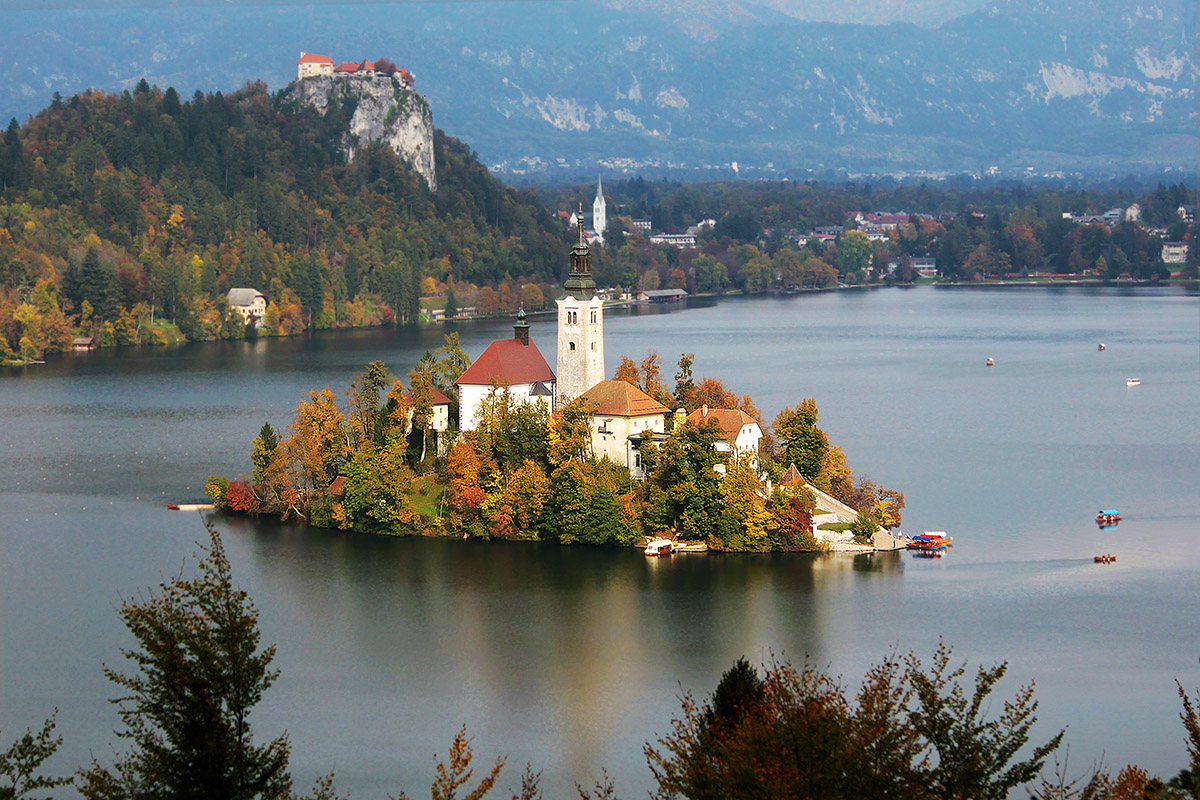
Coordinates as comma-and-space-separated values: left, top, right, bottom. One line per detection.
226, 288, 266, 326
455, 311, 556, 431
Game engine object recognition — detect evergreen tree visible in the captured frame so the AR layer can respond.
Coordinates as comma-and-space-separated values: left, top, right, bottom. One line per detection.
78, 523, 292, 800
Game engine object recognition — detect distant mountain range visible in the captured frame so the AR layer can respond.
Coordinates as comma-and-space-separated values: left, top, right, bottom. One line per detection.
3, 0, 1193, 178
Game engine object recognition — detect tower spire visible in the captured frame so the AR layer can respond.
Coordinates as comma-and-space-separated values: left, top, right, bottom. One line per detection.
565, 201, 595, 300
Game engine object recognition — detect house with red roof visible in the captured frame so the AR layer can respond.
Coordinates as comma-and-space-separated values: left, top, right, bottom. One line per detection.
685, 405, 763, 471
403, 387, 452, 433
455, 311, 556, 431
577, 380, 669, 478
297, 52, 335, 79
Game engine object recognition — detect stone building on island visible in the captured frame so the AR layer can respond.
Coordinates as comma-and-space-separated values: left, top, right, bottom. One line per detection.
577, 380, 669, 480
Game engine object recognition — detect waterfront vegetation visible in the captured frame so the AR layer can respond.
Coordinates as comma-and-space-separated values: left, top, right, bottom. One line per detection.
1, 80, 1196, 366
205, 350, 904, 552
3, 526, 1199, 800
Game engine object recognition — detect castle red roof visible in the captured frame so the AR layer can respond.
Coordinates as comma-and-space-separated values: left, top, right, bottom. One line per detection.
456, 338, 555, 387
335, 62, 361, 73
298, 52, 334, 65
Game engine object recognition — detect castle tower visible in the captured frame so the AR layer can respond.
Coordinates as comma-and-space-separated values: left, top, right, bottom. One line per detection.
592, 175, 606, 243
556, 206, 606, 406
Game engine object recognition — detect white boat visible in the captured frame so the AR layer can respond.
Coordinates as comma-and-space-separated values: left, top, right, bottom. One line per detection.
1126, 378, 1141, 386
644, 537, 676, 556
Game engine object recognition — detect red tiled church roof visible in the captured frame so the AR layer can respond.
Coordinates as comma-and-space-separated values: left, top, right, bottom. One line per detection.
578, 380, 669, 417
456, 338, 555, 387
686, 407, 758, 442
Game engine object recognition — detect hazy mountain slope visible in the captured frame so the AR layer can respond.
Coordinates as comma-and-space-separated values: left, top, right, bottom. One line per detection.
1, 0, 1192, 176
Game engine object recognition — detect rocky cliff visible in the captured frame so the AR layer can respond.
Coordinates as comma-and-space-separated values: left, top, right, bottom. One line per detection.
288, 74, 436, 190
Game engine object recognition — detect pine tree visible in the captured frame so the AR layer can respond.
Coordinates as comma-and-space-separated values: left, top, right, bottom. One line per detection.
78, 523, 292, 800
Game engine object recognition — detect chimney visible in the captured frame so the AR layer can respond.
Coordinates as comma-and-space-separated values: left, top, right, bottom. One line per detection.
702, 404, 708, 417
513, 308, 530, 346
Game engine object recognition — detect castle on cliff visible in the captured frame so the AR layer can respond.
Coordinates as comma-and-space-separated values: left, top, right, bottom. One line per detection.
297, 52, 415, 89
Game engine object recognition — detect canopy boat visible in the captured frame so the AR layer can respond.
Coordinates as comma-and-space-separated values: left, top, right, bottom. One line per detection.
1126, 378, 1141, 386
644, 537, 676, 557
986, 358, 994, 366
1098, 343, 1106, 351
1096, 510, 1121, 525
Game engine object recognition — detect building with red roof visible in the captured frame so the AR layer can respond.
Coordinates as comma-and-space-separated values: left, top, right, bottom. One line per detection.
577, 380, 669, 477
403, 387, 452, 434
685, 405, 763, 470
297, 52, 335, 79
456, 311, 556, 431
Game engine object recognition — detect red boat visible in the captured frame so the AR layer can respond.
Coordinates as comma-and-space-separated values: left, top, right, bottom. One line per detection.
1096, 510, 1121, 526
1094, 554, 1117, 563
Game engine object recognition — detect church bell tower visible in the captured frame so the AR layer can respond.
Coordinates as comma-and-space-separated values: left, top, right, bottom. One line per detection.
556, 205, 606, 406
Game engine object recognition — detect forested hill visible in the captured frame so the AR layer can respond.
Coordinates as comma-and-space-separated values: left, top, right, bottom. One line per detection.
0, 80, 565, 361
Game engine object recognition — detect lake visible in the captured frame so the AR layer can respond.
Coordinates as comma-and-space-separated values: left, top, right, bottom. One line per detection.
2, 284, 1199, 798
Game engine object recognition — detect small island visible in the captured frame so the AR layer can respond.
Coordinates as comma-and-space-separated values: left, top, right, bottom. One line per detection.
207, 228, 904, 552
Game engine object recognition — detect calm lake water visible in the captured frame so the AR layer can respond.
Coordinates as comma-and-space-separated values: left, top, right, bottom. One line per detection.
2, 285, 1199, 798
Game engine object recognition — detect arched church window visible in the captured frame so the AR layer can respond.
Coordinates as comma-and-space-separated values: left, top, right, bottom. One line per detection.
569, 342, 576, 350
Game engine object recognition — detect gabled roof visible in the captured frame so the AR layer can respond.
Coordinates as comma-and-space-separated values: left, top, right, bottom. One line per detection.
226, 287, 265, 306
578, 380, 669, 418
686, 407, 760, 443
335, 62, 361, 73
404, 388, 452, 406
456, 338, 555, 387
781, 463, 803, 484
298, 52, 335, 64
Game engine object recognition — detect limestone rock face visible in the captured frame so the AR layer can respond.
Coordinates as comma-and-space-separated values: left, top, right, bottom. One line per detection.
288, 74, 437, 190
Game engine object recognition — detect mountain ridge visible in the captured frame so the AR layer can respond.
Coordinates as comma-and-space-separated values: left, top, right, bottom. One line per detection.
1, 0, 1192, 177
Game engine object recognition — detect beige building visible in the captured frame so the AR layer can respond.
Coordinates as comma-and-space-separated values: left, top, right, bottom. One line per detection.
578, 381, 669, 478
1162, 241, 1188, 264
297, 52, 335, 79
226, 288, 266, 326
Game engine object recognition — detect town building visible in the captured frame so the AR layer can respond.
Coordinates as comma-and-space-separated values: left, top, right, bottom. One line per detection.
296, 52, 335, 79
1162, 241, 1189, 264
455, 311, 556, 431
578, 380, 669, 479
556, 220, 605, 406
648, 233, 696, 249
636, 289, 688, 303
685, 405, 763, 471
226, 288, 267, 326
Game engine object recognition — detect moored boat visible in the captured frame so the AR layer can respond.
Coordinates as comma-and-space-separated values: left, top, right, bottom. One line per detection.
908, 531, 953, 552
644, 537, 676, 557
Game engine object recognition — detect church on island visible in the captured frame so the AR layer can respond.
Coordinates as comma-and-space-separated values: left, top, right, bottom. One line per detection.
456, 214, 761, 478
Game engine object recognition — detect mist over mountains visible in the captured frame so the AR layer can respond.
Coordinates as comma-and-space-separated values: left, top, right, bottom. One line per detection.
3, 0, 1193, 178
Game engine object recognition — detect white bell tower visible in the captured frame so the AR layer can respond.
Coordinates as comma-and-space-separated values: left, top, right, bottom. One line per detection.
556, 207, 605, 406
